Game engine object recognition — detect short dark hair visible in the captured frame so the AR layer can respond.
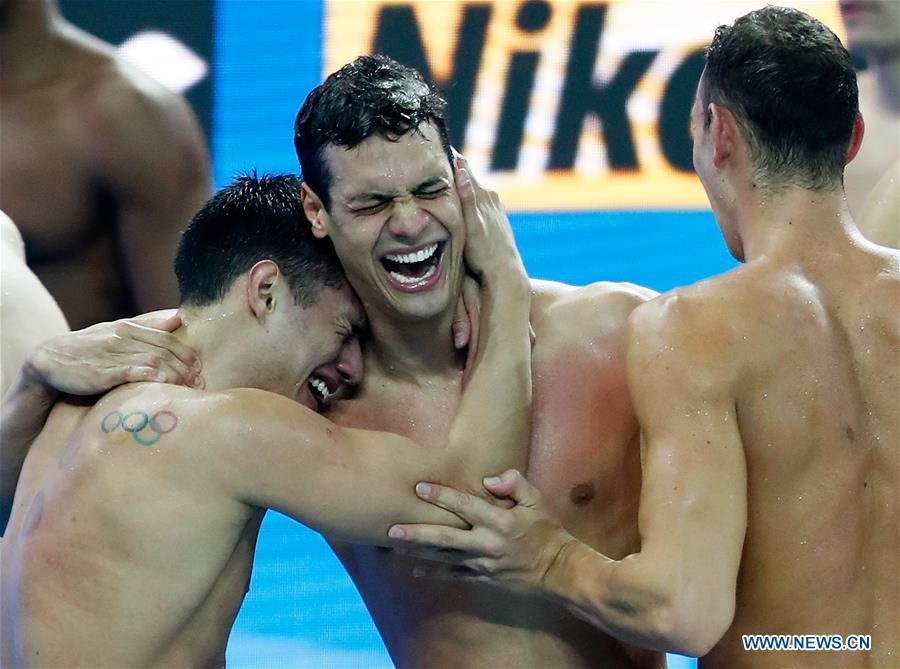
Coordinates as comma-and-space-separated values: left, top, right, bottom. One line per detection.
175, 173, 345, 307
294, 54, 452, 210
703, 6, 858, 191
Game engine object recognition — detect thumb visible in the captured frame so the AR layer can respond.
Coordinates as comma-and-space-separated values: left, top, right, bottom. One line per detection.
132, 309, 182, 332
452, 297, 470, 350
483, 470, 539, 506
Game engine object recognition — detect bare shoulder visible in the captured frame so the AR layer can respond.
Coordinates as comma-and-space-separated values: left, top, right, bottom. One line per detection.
530, 278, 658, 338
87, 385, 329, 478
110, 386, 322, 434
629, 264, 763, 336
70, 49, 208, 180
627, 264, 800, 396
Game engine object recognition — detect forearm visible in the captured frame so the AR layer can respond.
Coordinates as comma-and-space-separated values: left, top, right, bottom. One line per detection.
447, 266, 532, 474
543, 536, 724, 656
0, 362, 58, 529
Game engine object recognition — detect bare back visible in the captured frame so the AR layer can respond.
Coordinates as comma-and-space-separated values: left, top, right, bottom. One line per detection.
701, 241, 899, 667
0, 384, 260, 668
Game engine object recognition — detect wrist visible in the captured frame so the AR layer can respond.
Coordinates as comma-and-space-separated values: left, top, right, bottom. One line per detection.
540, 532, 579, 589
541, 534, 612, 604
18, 356, 58, 403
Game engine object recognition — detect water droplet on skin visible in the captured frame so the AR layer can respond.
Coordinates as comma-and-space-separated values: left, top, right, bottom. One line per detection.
763, 393, 768, 399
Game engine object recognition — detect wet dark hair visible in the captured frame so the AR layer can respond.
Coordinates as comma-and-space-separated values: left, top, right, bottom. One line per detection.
294, 54, 452, 210
175, 173, 345, 307
703, 6, 858, 191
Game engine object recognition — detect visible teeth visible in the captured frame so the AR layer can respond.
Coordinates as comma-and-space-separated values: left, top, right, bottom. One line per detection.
309, 376, 331, 401
389, 264, 437, 285
385, 243, 438, 264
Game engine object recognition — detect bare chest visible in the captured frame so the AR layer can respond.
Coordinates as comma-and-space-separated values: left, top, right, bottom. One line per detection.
333, 346, 644, 556
527, 346, 643, 554
0, 92, 105, 260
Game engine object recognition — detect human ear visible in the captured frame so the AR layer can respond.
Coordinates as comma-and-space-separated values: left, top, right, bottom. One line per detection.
844, 113, 865, 165
246, 260, 280, 322
709, 103, 737, 168
301, 182, 330, 240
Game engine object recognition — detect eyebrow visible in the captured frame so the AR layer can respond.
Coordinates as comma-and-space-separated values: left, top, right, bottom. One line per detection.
345, 175, 449, 204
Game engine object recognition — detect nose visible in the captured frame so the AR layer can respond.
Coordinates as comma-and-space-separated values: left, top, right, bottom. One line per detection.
336, 339, 364, 386
386, 199, 430, 242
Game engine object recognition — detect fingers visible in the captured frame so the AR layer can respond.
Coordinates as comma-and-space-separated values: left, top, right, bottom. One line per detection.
413, 482, 503, 527
483, 470, 540, 507
118, 319, 199, 369
130, 309, 181, 332
453, 155, 479, 239
28, 314, 202, 395
109, 317, 201, 387
127, 325, 200, 375
121, 362, 202, 387
461, 276, 481, 369
453, 275, 482, 360
452, 296, 471, 350
389, 523, 503, 558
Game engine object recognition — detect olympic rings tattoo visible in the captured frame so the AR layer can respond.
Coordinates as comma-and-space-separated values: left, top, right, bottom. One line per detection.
100, 410, 179, 446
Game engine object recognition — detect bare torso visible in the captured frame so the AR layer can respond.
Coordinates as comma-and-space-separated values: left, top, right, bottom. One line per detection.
0, 384, 261, 668
326, 280, 664, 668
0, 30, 210, 328
692, 241, 899, 667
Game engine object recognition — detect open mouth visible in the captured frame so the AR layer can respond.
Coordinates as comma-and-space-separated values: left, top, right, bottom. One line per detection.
380, 241, 445, 292
308, 374, 335, 412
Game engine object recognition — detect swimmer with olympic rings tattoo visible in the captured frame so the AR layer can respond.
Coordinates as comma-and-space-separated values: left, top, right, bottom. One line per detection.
100, 409, 179, 446
0, 167, 531, 667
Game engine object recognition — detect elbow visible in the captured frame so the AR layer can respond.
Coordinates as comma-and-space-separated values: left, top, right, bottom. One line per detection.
653, 588, 735, 657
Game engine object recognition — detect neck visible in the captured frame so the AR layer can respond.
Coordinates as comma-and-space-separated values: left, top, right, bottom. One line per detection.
0, 0, 69, 91
866, 49, 900, 113
733, 185, 858, 262
176, 305, 256, 392
364, 305, 462, 380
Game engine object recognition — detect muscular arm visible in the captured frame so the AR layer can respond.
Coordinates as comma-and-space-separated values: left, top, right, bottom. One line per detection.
542, 294, 747, 655
93, 69, 212, 311
215, 160, 532, 542
213, 259, 530, 542
443, 159, 532, 477
393, 290, 747, 656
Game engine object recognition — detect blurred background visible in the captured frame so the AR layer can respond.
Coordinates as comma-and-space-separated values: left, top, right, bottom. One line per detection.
37, 1, 857, 667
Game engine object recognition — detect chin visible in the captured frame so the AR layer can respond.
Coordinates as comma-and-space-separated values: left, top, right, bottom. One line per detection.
388, 290, 454, 323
